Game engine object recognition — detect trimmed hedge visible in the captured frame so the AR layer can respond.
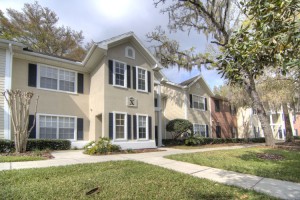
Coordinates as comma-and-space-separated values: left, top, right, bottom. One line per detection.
294, 136, 300, 140
0, 139, 71, 153
162, 137, 266, 146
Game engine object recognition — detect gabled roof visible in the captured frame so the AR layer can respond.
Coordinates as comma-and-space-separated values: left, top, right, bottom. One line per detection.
165, 75, 214, 96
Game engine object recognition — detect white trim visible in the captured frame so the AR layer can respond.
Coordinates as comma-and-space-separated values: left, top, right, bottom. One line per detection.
136, 66, 148, 92
112, 60, 127, 88
4, 46, 12, 140
184, 90, 188, 119
113, 111, 128, 141
193, 123, 207, 137
136, 114, 149, 140
37, 64, 78, 94
36, 113, 77, 141
125, 46, 135, 59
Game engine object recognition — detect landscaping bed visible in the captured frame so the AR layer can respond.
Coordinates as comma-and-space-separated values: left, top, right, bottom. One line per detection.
167, 143, 253, 150
0, 150, 53, 162
86, 148, 164, 155
0, 161, 275, 199
275, 139, 300, 151
166, 147, 300, 183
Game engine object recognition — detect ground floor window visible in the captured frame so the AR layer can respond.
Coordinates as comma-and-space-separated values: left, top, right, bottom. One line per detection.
114, 112, 127, 140
39, 115, 75, 140
193, 124, 206, 137
137, 115, 148, 139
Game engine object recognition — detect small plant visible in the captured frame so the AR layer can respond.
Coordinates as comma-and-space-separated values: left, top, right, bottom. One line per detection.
185, 135, 204, 146
126, 148, 134, 153
83, 137, 121, 155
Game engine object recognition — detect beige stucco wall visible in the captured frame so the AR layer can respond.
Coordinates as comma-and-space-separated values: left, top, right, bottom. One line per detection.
101, 42, 155, 140
89, 59, 105, 141
187, 80, 211, 127
237, 107, 252, 138
0, 48, 6, 139
11, 58, 90, 140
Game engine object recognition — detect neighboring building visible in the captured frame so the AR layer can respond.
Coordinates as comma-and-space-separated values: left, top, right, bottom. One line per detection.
237, 106, 296, 140
293, 113, 300, 136
211, 96, 237, 138
161, 75, 213, 139
0, 32, 165, 149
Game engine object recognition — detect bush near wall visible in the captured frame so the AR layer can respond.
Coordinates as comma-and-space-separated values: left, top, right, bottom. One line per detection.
162, 137, 266, 146
294, 136, 300, 140
0, 139, 71, 153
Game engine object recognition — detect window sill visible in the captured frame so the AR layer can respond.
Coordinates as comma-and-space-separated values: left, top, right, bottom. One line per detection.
113, 85, 128, 90
37, 87, 78, 95
137, 89, 148, 93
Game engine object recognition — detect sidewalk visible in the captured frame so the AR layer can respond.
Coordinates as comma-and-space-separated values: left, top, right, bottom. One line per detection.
1, 144, 300, 199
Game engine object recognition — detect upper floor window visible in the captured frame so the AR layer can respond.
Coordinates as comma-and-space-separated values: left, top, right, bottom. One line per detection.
38, 64, 76, 93
125, 46, 135, 59
193, 95, 205, 110
137, 67, 147, 92
113, 60, 127, 87
215, 99, 220, 112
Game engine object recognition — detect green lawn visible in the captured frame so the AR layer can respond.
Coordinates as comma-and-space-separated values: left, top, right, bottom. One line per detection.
0, 161, 275, 200
166, 147, 300, 183
0, 155, 46, 163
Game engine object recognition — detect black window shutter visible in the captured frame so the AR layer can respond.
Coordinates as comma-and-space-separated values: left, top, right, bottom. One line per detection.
77, 73, 84, 94
28, 63, 37, 87
132, 66, 136, 89
206, 125, 209, 138
77, 118, 84, 140
127, 65, 131, 88
108, 60, 113, 85
205, 98, 208, 111
189, 94, 193, 108
148, 116, 152, 140
28, 115, 36, 138
127, 114, 131, 140
147, 71, 151, 93
133, 115, 137, 139
154, 98, 158, 107
109, 113, 114, 139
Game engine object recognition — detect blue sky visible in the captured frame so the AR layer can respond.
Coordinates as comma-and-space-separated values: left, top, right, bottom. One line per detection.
1, 0, 224, 89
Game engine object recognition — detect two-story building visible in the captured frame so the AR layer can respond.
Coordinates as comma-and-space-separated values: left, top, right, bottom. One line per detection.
0, 32, 165, 149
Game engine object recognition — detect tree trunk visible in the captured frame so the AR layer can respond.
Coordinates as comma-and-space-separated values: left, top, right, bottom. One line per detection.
244, 76, 275, 146
283, 103, 294, 142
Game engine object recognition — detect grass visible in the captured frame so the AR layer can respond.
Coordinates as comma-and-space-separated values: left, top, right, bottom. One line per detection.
0, 161, 276, 200
166, 147, 300, 183
0, 155, 46, 163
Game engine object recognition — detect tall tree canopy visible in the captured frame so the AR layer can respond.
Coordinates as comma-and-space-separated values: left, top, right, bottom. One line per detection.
0, 1, 86, 60
149, 0, 300, 146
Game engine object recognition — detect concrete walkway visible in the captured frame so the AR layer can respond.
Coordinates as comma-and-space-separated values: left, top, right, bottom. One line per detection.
1, 144, 300, 199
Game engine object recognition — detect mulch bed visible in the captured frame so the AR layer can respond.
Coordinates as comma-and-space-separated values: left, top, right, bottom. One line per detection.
275, 140, 300, 151
87, 148, 165, 156
256, 153, 285, 161
0, 151, 54, 159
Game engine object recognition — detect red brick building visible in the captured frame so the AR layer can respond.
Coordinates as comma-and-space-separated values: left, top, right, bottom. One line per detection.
211, 96, 238, 138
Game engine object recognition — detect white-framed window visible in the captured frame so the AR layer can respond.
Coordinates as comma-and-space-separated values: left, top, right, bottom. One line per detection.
38, 114, 76, 140
38, 64, 77, 93
136, 66, 147, 92
114, 112, 127, 140
125, 46, 135, 59
137, 114, 148, 140
192, 95, 205, 110
113, 60, 127, 88
193, 124, 207, 137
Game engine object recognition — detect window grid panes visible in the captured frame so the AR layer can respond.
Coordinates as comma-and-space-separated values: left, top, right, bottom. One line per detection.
39, 65, 76, 92
39, 115, 75, 140
138, 116, 147, 139
194, 124, 206, 137
193, 95, 205, 110
114, 61, 125, 86
138, 68, 146, 91
115, 113, 125, 139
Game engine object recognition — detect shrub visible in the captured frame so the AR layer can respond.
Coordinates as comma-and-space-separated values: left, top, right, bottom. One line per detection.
84, 137, 121, 155
166, 119, 193, 140
0, 140, 14, 153
0, 139, 71, 152
294, 136, 300, 140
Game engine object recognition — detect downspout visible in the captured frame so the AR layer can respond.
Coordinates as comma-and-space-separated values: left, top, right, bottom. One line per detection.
4, 43, 13, 140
